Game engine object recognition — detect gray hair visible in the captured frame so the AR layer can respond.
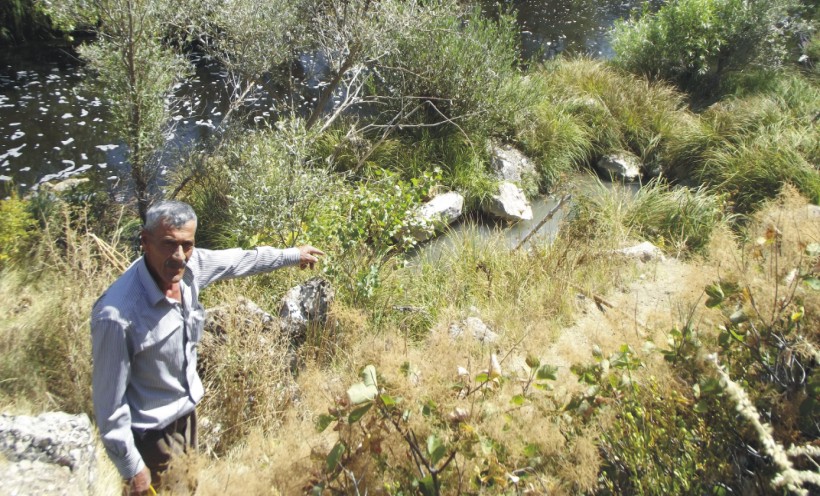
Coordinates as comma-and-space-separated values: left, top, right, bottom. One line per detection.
144, 200, 197, 232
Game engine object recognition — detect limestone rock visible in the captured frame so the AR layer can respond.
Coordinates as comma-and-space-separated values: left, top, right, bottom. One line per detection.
0, 412, 96, 495
489, 144, 535, 182
483, 181, 533, 222
614, 241, 665, 262
449, 317, 499, 344
409, 192, 464, 242
596, 153, 642, 182
279, 277, 334, 346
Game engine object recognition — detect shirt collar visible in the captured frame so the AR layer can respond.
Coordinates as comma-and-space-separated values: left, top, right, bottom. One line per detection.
137, 257, 169, 306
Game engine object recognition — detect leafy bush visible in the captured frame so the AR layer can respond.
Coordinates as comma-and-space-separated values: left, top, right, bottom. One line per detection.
208, 120, 336, 248
611, 0, 801, 94
0, 192, 37, 269
379, 1, 520, 135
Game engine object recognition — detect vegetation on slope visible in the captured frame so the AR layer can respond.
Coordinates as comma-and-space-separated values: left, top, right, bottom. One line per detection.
0, 0, 818, 494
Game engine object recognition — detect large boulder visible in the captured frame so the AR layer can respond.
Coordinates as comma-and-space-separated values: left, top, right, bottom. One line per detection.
482, 181, 533, 222
279, 277, 334, 346
0, 412, 96, 495
596, 153, 642, 182
408, 192, 464, 242
489, 144, 535, 183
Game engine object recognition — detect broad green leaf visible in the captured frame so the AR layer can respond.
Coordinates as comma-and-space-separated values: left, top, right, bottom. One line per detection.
348, 402, 372, 424
511, 394, 526, 406
803, 277, 820, 291
525, 355, 540, 369
380, 394, 397, 407
326, 442, 345, 472
315, 414, 335, 433
475, 372, 489, 383
427, 434, 446, 465
693, 400, 709, 413
536, 364, 558, 381
418, 475, 435, 496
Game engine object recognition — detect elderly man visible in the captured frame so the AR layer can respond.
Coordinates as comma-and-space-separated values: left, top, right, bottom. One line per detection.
91, 200, 324, 494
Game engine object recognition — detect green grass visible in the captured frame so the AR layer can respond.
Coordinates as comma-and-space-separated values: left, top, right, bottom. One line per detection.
569, 176, 724, 256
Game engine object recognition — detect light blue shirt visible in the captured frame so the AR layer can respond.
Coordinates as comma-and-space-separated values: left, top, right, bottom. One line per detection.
91, 246, 301, 478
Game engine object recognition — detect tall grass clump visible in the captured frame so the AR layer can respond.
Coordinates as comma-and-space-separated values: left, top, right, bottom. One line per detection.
526, 59, 698, 179
570, 177, 724, 255
699, 137, 820, 214
611, 0, 801, 95
0, 202, 134, 414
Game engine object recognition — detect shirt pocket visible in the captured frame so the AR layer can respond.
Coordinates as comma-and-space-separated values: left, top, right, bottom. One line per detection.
189, 302, 206, 345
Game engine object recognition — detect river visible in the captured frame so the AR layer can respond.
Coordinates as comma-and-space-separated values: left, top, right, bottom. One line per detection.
0, 0, 653, 197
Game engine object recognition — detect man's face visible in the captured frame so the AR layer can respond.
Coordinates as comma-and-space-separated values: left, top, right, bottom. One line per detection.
141, 220, 196, 289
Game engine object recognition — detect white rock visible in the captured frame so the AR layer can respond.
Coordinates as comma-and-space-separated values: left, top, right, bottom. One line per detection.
408, 191, 464, 242
483, 181, 533, 222
489, 144, 535, 182
614, 241, 665, 262
597, 153, 642, 182
449, 317, 499, 344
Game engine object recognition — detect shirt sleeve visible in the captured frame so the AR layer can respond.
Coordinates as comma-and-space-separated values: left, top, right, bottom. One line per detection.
192, 246, 302, 287
91, 315, 145, 479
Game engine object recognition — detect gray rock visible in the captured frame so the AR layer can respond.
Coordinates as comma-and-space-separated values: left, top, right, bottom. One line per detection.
449, 317, 499, 344
279, 277, 334, 345
206, 297, 277, 336
483, 181, 533, 222
409, 192, 464, 242
596, 153, 642, 182
0, 412, 96, 495
40, 178, 90, 193
614, 241, 665, 262
489, 144, 535, 183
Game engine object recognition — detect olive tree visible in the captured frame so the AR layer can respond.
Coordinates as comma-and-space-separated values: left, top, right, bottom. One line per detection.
49, 0, 190, 222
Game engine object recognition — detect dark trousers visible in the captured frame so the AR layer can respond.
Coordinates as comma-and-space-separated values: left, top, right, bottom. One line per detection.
132, 410, 197, 488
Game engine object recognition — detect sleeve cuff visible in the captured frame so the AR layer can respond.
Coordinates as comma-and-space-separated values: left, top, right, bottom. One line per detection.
282, 247, 301, 266
114, 449, 145, 480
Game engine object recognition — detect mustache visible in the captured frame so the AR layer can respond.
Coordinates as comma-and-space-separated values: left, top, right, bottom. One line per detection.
164, 260, 187, 270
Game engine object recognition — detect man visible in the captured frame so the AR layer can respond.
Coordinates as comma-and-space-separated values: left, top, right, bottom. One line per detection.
91, 200, 324, 495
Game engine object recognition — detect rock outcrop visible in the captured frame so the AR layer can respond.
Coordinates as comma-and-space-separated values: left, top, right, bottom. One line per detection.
0, 412, 97, 496
279, 277, 334, 346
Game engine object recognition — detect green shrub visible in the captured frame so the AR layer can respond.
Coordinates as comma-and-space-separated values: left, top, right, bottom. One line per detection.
611, 0, 800, 94
380, 1, 520, 135
0, 193, 37, 269
186, 121, 336, 247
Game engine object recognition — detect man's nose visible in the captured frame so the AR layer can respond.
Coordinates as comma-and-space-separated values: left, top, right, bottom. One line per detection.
172, 244, 185, 260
